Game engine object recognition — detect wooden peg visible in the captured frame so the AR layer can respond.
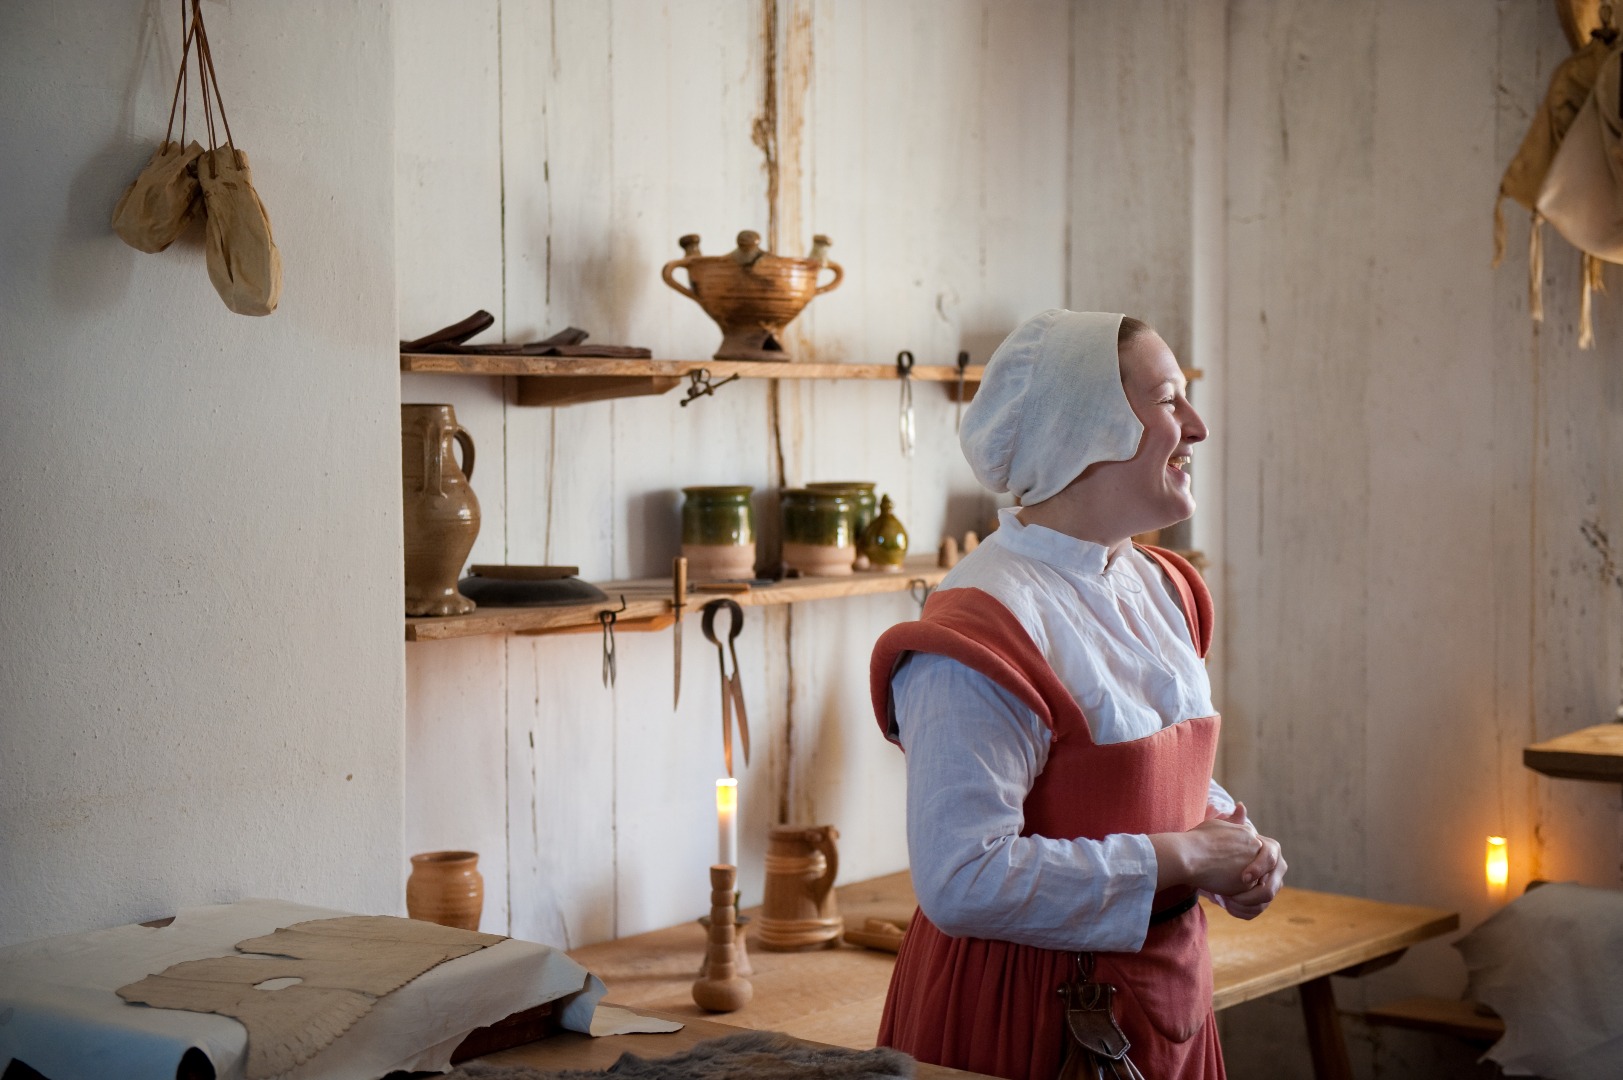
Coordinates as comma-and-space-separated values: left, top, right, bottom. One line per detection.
962, 530, 980, 553
937, 536, 960, 568
691, 865, 753, 1012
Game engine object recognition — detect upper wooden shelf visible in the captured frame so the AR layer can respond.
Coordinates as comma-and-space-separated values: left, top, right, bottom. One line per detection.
406, 556, 949, 641
400, 354, 987, 407
1523, 722, 1623, 783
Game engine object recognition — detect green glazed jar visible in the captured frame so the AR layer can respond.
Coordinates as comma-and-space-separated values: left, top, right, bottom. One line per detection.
682, 486, 756, 581
780, 488, 856, 576
807, 481, 877, 538
859, 494, 909, 572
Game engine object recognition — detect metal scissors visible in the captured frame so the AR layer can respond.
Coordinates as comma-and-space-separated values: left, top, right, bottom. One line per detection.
701, 598, 751, 776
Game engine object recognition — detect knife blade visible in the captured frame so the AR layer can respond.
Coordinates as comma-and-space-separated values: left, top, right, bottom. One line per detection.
672, 556, 687, 710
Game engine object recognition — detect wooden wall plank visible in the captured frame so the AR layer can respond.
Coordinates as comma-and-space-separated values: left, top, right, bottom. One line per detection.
1221, 0, 1377, 900
396, 0, 512, 932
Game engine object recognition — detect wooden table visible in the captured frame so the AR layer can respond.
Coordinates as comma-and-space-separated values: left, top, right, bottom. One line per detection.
565, 871, 1457, 1080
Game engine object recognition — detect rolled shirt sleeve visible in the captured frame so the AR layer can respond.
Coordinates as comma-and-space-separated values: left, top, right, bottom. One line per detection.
892, 651, 1160, 953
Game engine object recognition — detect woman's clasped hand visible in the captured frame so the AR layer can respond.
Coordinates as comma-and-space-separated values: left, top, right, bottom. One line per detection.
1152, 801, 1287, 920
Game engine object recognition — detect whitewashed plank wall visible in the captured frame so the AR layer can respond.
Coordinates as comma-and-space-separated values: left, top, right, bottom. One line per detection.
1212, 1, 1623, 1076
397, 0, 1068, 946
397, 3, 1622, 1074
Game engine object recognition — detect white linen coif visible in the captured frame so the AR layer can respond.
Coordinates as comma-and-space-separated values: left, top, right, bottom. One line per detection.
959, 310, 1143, 506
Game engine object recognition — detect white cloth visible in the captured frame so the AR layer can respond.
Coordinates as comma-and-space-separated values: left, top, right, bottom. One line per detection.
891, 508, 1232, 953
959, 310, 1143, 506
0, 900, 676, 1080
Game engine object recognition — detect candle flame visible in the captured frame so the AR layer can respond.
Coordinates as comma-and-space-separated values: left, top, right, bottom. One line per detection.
716, 778, 738, 813
1486, 835, 1509, 893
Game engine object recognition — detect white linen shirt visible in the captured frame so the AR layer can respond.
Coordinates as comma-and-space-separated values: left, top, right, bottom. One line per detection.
891, 507, 1235, 953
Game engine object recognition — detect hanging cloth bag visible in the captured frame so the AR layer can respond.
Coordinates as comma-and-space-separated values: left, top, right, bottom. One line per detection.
110, 8, 204, 253
191, 1, 282, 316
1539, 44, 1622, 348
1493, 30, 1614, 322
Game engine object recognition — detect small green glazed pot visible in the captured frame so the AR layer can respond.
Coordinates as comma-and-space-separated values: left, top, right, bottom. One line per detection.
682, 486, 755, 546
780, 488, 855, 547
807, 482, 877, 538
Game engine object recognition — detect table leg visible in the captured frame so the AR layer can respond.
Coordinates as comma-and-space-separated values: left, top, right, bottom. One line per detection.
1298, 975, 1353, 1080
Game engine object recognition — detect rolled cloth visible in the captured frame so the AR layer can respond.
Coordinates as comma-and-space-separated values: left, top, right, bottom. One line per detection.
959, 310, 1142, 505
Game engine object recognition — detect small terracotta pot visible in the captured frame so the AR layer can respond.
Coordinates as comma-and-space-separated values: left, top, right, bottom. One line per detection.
406, 850, 484, 931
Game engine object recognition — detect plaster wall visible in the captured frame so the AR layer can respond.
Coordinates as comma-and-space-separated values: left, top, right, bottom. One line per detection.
0, 0, 403, 946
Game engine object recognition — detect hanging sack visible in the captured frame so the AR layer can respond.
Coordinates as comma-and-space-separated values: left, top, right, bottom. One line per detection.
1493, 30, 1614, 323
1539, 44, 1622, 348
1540, 45, 1623, 263
192, 1, 282, 316
110, 9, 203, 253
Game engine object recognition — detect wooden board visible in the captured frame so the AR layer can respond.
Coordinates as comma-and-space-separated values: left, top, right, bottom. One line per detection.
566, 871, 1458, 1048
1523, 723, 1623, 782
1364, 996, 1505, 1044
406, 557, 950, 641
403, 353, 986, 382
1203, 887, 1458, 1012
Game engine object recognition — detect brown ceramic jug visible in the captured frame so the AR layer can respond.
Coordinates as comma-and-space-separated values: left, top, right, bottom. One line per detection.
402, 404, 480, 616
756, 824, 844, 951
405, 850, 484, 931
661, 231, 844, 360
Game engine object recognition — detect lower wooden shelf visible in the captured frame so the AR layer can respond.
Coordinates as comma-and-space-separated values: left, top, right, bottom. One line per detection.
405, 547, 1211, 641
1523, 721, 1623, 782
405, 557, 949, 641
1365, 997, 1504, 1044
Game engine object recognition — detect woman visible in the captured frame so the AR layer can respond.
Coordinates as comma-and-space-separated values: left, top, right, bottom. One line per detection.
870, 310, 1285, 1079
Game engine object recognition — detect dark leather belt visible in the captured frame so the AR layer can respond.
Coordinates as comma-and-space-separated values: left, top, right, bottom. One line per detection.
1148, 893, 1200, 926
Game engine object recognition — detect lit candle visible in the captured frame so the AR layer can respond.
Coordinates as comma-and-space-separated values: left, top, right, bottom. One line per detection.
1485, 835, 1508, 902
716, 779, 739, 867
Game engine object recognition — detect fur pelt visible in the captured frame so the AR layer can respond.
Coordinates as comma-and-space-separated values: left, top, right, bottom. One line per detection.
448, 1030, 914, 1080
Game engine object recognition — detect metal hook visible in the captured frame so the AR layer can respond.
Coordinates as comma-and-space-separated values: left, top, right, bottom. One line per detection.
680, 368, 741, 407
896, 351, 916, 458
598, 595, 626, 688
908, 577, 934, 615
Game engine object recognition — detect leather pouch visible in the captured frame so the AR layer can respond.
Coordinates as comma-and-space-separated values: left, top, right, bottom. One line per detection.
1058, 956, 1147, 1080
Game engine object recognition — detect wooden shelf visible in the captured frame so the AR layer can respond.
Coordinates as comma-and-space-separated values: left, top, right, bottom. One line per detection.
406, 556, 949, 641
406, 548, 1209, 641
402, 353, 1206, 408
401, 353, 987, 407
1365, 997, 1504, 1044
1523, 722, 1623, 782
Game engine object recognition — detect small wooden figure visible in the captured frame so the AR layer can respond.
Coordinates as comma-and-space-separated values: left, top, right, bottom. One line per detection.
938, 536, 960, 568
962, 530, 980, 553
691, 864, 753, 1012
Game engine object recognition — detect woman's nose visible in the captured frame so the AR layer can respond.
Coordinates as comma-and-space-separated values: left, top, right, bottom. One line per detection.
1182, 403, 1209, 443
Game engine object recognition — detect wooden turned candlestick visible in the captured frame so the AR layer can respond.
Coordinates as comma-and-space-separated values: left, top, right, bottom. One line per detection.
691, 864, 753, 1012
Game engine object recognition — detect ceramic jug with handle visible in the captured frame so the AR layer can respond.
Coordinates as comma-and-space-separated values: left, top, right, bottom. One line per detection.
757, 824, 844, 951
402, 404, 480, 616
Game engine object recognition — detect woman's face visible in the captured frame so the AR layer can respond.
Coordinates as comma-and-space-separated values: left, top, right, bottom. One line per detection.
1100, 331, 1208, 534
